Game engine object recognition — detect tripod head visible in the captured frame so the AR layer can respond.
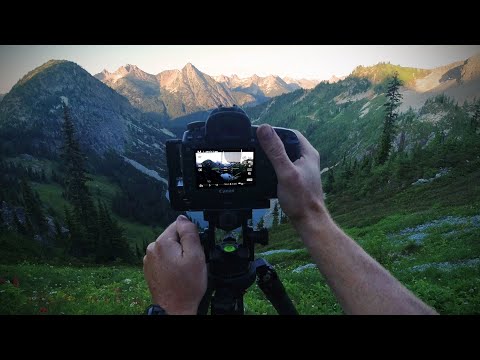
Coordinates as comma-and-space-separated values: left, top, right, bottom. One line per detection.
197, 209, 297, 315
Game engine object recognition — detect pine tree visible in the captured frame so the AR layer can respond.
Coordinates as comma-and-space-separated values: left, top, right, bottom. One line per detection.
257, 216, 265, 230
53, 218, 65, 249
136, 243, 143, 260
471, 101, 480, 132
95, 201, 133, 263
64, 206, 83, 257
95, 201, 111, 262
272, 202, 279, 227
60, 105, 97, 257
324, 169, 335, 193
13, 211, 26, 235
377, 72, 403, 165
110, 217, 133, 263
41, 169, 47, 182
20, 178, 47, 235
61, 105, 89, 206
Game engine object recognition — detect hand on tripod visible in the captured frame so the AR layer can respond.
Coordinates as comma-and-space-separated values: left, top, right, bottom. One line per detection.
143, 215, 207, 315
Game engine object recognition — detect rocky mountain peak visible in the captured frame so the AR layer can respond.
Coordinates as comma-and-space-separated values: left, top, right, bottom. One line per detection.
0, 59, 139, 155
328, 75, 342, 83
123, 64, 139, 72
461, 53, 480, 82
96, 63, 319, 117
182, 62, 201, 74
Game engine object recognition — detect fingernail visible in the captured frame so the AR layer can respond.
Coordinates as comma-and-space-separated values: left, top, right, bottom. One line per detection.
258, 124, 273, 140
178, 215, 188, 221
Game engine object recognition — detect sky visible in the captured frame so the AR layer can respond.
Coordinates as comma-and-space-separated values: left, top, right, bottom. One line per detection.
0, 45, 479, 94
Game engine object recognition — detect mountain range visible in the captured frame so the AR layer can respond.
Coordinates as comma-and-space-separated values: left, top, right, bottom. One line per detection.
1, 54, 479, 190
0, 60, 174, 182
247, 53, 480, 168
95, 63, 319, 119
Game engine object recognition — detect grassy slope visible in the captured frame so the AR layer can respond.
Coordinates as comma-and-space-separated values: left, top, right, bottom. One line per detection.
2, 140, 479, 315
5, 156, 162, 248
2, 166, 479, 314
34, 177, 160, 249
243, 164, 480, 315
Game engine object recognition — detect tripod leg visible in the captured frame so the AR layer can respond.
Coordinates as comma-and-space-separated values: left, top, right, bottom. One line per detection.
255, 258, 298, 315
197, 284, 214, 315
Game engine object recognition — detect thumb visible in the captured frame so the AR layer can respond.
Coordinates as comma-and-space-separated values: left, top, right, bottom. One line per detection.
257, 124, 295, 179
176, 215, 202, 255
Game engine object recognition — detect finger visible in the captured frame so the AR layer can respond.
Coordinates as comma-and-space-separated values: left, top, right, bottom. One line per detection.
176, 215, 202, 254
149, 222, 181, 256
257, 124, 296, 179
153, 221, 177, 244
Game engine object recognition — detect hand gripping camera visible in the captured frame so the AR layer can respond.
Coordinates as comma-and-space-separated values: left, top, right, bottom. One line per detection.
166, 105, 301, 315
166, 105, 301, 211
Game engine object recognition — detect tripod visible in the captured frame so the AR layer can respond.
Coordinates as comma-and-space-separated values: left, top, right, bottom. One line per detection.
196, 209, 298, 315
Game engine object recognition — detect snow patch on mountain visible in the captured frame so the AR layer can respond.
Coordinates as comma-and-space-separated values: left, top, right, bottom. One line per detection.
334, 89, 374, 105
122, 156, 168, 184
160, 128, 175, 137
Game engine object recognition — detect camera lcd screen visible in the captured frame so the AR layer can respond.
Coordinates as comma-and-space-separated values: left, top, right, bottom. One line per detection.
195, 149, 255, 188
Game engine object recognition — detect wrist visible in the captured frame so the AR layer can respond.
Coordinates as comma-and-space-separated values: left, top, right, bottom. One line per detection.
167, 308, 197, 315
292, 202, 338, 246
291, 198, 329, 230
152, 298, 198, 315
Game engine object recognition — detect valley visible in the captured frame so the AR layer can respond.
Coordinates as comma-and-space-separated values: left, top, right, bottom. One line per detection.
1, 50, 479, 314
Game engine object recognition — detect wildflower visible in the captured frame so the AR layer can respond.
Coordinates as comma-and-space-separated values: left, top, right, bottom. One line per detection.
39, 307, 48, 313
124, 279, 132, 284
12, 276, 20, 287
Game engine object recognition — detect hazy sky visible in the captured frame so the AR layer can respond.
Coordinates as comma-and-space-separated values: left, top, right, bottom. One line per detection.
0, 45, 479, 94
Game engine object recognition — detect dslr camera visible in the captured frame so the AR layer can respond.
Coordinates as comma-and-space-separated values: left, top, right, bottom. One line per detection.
166, 105, 301, 211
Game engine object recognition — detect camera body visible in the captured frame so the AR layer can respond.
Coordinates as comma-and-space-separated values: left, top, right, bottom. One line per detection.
166, 106, 301, 211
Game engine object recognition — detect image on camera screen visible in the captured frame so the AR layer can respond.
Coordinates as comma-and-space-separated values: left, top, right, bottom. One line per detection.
195, 149, 255, 188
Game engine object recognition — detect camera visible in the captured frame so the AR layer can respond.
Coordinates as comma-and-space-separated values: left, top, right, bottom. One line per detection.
166, 105, 301, 211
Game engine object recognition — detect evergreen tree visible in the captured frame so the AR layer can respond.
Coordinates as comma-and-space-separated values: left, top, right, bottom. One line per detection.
136, 243, 143, 260
95, 201, 111, 262
110, 216, 133, 263
95, 201, 133, 263
41, 169, 47, 182
377, 72, 403, 165
13, 211, 26, 235
272, 202, 279, 227
64, 206, 83, 257
20, 178, 47, 235
53, 218, 65, 249
61, 105, 89, 206
471, 101, 480, 132
324, 169, 335, 193
60, 105, 97, 257
257, 216, 265, 230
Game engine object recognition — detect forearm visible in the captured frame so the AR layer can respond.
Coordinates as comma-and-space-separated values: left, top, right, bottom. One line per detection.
294, 208, 437, 315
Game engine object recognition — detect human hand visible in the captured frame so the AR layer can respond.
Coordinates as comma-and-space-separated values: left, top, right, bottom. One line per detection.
143, 215, 207, 315
257, 124, 328, 228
